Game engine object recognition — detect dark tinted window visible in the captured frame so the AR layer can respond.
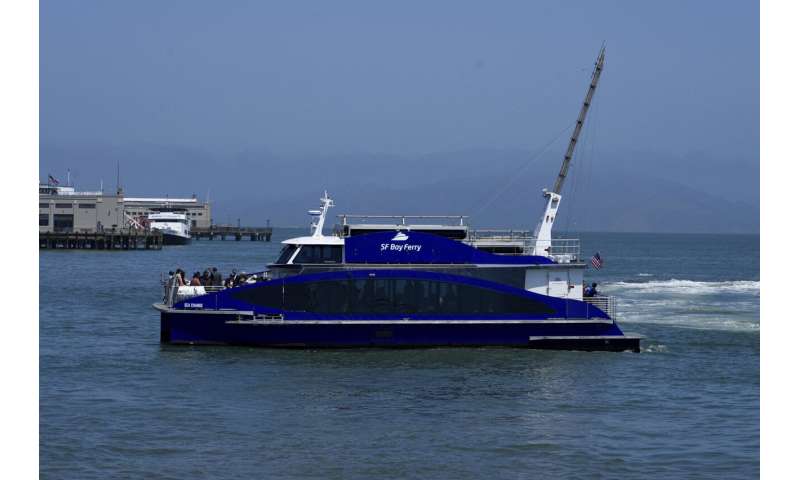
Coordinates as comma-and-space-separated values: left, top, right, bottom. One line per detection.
53, 214, 74, 232
231, 282, 283, 308
55, 203, 72, 209
78, 203, 95, 209
39, 214, 49, 226
275, 245, 298, 264
152, 218, 185, 223
235, 276, 554, 316
292, 245, 343, 264
441, 268, 526, 289
39, 203, 49, 208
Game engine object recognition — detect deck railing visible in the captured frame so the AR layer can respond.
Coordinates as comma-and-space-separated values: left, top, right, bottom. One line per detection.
525, 238, 581, 261
164, 283, 227, 307
467, 229, 534, 242
466, 232, 580, 262
583, 295, 617, 321
162, 272, 272, 307
338, 214, 469, 226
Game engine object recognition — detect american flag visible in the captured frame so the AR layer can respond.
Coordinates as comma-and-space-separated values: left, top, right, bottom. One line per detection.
48, 174, 59, 186
591, 252, 603, 269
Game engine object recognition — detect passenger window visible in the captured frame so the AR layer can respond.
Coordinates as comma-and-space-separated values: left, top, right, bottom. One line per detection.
240, 276, 555, 316
291, 246, 315, 264
291, 245, 342, 264
275, 245, 298, 264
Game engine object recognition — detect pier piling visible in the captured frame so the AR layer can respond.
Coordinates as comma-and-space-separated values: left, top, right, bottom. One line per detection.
190, 226, 272, 242
39, 231, 164, 250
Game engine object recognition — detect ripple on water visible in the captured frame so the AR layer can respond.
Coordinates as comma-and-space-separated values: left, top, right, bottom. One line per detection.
40, 233, 760, 479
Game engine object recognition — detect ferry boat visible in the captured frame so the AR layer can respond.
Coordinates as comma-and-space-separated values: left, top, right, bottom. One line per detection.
153, 47, 640, 351
148, 211, 192, 245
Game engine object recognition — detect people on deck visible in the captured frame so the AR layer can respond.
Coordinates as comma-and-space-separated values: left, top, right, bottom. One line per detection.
171, 266, 236, 288
584, 282, 598, 298
175, 269, 186, 286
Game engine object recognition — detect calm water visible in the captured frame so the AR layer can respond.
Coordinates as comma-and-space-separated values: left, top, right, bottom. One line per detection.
40, 230, 759, 479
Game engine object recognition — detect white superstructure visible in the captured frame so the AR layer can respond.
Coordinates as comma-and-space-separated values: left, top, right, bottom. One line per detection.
276, 191, 344, 265
148, 211, 191, 242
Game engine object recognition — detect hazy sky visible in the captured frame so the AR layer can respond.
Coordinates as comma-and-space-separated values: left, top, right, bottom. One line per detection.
41, 0, 758, 155
40, 1, 759, 231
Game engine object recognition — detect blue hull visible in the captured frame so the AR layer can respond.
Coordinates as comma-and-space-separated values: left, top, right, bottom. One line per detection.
159, 309, 639, 352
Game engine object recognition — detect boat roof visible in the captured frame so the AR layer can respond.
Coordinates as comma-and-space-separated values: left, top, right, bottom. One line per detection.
344, 223, 468, 232
126, 197, 198, 204
282, 235, 344, 246
149, 211, 187, 218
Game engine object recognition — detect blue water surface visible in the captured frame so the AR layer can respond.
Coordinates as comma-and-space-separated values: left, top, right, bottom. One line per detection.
40, 230, 759, 479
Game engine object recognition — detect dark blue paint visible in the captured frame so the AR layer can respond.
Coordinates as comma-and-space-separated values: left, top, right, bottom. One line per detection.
162, 310, 625, 347
344, 231, 554, 265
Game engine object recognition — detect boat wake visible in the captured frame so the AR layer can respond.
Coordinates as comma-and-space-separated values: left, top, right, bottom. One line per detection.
605, 279, 759, 295
603, 279, 760, 332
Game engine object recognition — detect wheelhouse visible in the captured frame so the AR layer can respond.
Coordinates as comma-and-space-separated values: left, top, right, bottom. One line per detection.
274, 239, 344, 266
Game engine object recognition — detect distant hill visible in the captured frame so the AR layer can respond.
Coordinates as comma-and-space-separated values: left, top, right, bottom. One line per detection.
40, 144, 758, 234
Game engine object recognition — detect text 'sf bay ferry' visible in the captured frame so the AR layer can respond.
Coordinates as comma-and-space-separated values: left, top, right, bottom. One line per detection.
154, 47, 640, 352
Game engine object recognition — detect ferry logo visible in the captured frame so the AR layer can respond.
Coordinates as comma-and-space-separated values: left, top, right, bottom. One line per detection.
391, 231, 409, 242
380, 231, 422, 253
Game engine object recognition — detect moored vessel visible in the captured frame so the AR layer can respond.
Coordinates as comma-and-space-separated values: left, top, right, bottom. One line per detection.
148, 211, 192, 245
153, 47, 640, 351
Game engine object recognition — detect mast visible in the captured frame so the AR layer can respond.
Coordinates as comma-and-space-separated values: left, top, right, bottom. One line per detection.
309, 191, 334, 237
532, 47, 605, 256
552, 46, 605, 194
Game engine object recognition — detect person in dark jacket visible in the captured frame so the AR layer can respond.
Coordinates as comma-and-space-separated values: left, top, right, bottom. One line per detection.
212, 267, 223, 286
584, 282, 598, 297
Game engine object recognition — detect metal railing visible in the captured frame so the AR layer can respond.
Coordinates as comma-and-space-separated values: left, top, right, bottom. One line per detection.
525, 238, 581, 260
338, 214, 469, 226
467, 232, 580, 257
467, 229, 534, 242
163, 283, 226, 307
162, 271, 272, 307
583, 295, 617, 321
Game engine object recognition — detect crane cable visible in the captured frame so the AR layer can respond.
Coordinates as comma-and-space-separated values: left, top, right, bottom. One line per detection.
468, 121, 574, 221
563, 87, 601, 235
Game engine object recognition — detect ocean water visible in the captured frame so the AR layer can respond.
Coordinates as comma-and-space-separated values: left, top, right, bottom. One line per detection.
40, 230, 759, 479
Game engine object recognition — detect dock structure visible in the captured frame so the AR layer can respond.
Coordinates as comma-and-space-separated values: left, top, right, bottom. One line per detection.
191, 225, 273, 241
40, 230, 163, 250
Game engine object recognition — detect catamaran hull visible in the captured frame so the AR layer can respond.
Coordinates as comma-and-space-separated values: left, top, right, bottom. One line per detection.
157, 307, 640, 352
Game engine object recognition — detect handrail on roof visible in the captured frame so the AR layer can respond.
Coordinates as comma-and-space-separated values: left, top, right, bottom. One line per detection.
338, 214, 469, 226
468, 229, 535, 240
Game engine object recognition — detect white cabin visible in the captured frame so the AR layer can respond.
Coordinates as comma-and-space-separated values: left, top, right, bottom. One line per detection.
148, 211, 191, 239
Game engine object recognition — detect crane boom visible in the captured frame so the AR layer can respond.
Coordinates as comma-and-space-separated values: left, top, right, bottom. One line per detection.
532, 47, 605, 257
552, 47, 605, 194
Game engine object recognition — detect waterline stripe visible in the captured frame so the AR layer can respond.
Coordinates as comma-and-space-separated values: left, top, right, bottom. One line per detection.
224, 319, 614, 325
